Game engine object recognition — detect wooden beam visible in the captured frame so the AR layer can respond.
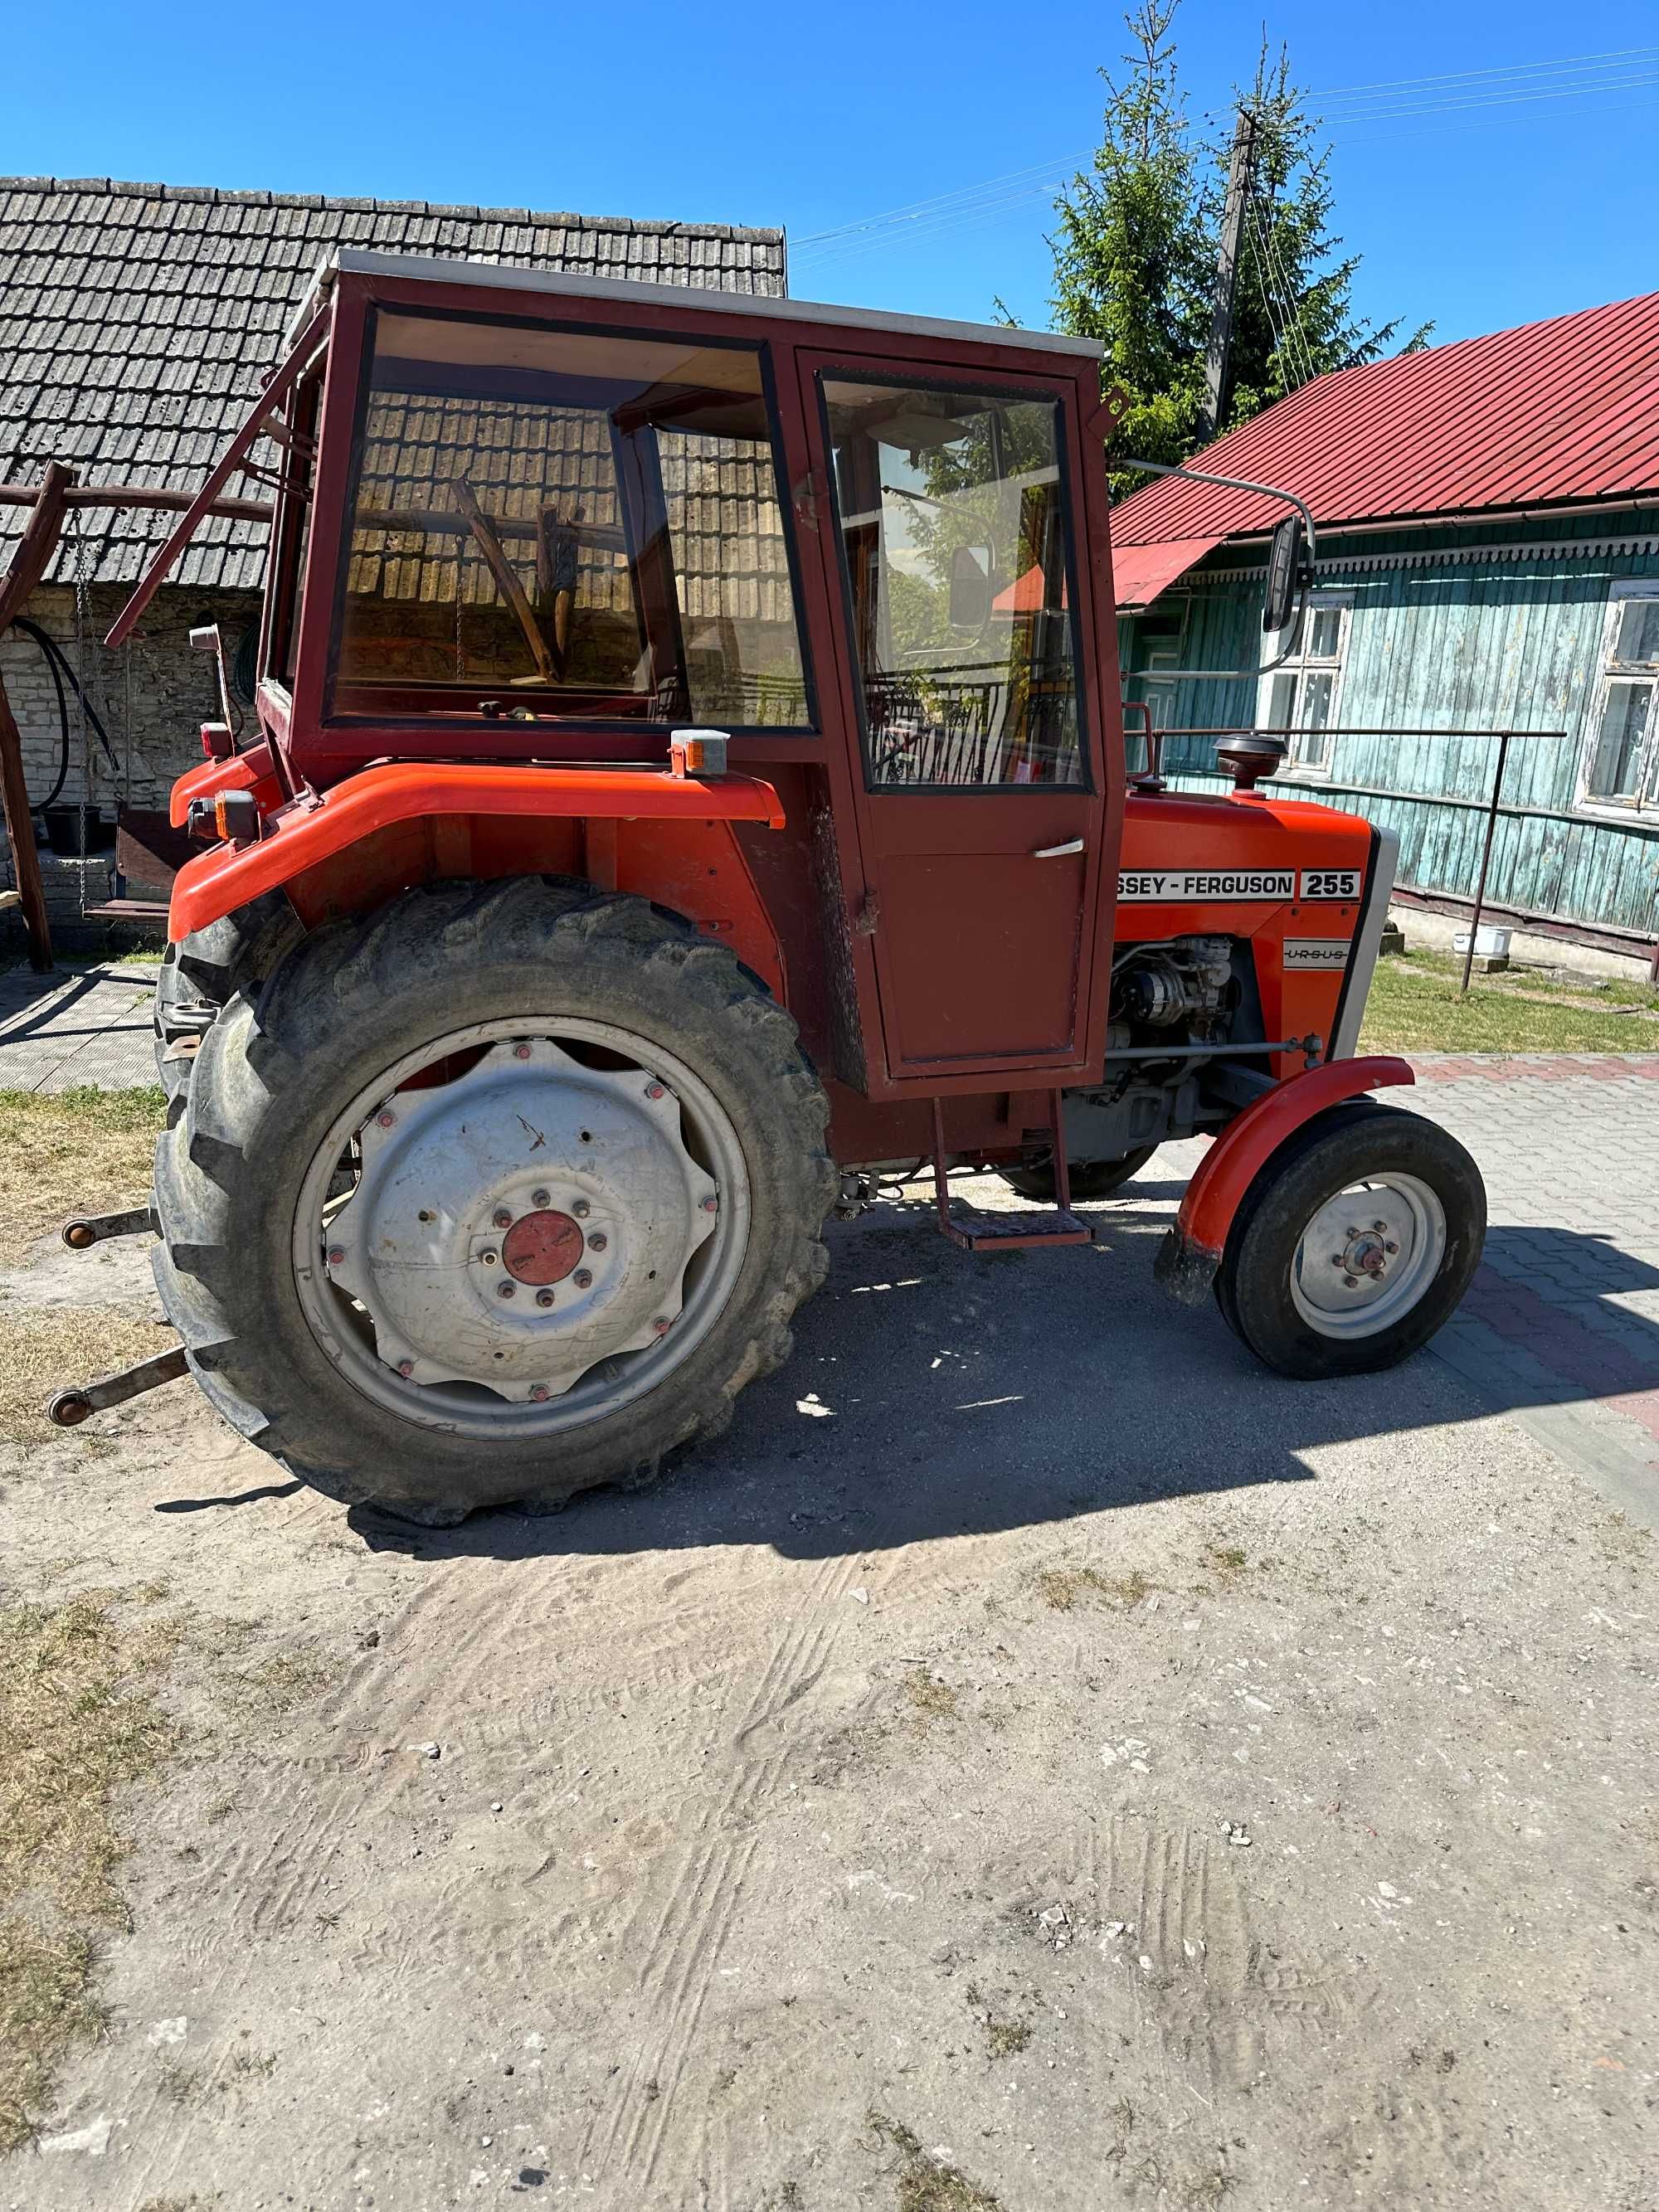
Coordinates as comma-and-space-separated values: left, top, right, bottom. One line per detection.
0, 678, 54, 970
0, 464, 74, 972
0, 481, 275, 525
0, 461, 73, 634
450, 475, 555, 682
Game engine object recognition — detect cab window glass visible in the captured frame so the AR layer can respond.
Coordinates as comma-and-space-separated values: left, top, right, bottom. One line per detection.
333, 312, 813, 728
820, 375, 1085, 788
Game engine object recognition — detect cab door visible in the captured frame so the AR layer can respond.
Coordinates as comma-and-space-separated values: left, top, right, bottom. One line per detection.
795, 352, 1107, 1084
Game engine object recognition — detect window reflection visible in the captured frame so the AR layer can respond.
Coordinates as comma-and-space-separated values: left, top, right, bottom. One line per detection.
335, 314, 811, 727
820, 377, 1085, 787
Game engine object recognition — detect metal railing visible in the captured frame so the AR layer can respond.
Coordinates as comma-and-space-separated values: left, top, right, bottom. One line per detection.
1136, 724, 1570, 992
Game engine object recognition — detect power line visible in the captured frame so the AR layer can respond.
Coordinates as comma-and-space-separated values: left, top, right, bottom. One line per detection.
1294, 40, 1659, 105
1247, 204, 1319, 393
791, 41, 1659, 271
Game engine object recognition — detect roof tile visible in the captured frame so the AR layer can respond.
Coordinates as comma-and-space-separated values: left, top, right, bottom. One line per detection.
0, 174, 786, 583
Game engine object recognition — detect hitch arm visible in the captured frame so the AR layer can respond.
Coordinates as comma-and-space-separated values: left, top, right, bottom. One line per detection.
61, 1205, 155, 1249
48, 1344, 189, 1428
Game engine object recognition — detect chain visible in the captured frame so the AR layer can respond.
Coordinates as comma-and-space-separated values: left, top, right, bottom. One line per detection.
71, 516, 93, 911
454, 537, 466, 679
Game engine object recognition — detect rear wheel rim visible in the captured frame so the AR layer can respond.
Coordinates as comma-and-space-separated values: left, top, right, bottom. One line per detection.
1288, 1171, 1447, 1340
290, 1015, 750, 1440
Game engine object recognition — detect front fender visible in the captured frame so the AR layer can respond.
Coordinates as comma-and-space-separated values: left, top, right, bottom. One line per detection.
167, 761, 786, 940
1155, 1055, 1416, 1305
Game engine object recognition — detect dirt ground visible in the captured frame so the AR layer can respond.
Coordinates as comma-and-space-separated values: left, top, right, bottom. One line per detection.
2, 1169, 1656, 2212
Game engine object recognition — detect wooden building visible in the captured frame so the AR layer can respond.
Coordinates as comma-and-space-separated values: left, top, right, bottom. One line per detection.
1112, 291, 1659, 971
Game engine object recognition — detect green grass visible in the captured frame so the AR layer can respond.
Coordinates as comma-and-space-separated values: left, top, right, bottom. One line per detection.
0, 1086, 165, 1266
1359, 949, 1659, 1054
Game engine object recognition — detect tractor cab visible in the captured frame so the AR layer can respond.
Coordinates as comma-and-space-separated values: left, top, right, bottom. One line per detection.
113, 253, 1121, 1096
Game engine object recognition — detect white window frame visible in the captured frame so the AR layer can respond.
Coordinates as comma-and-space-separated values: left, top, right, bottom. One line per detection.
1576, 581, 1659, 819
1257, 590, 1352, 775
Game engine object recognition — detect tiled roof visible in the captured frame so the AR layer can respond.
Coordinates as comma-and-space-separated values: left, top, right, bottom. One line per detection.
0, 177, 787, 591
1112, 289, 1659, 552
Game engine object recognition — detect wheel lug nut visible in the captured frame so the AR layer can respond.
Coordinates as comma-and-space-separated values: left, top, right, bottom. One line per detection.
1384, 1241, 1399, 1254
652, 1315, 671, 1335
532, 1188, 551, 1208
493, 1208, 513, 1229
1373, 1220, 1387, 1233
536, 1288, 555, 1309
701, 1195, 718, 1213
480, 1249, 499, 1266
376, 1109, 396, 1129
1330, 1256, 1345, 1268
645, 1081, 665, 1100
328, 1245, 346, 1266
1344, 1274, 1359, 1287
529, 1385, 550, 1403
513, 1043, 532, 1060
587, 1230, 607, 1252
572, 1199, 591, 1219
573, 1267, 593, 1290
396, 1358, 414, 1378
498, 1281, 516, 1300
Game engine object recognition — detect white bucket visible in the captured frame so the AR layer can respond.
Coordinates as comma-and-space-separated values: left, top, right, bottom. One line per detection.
1453, 924, 1511, 958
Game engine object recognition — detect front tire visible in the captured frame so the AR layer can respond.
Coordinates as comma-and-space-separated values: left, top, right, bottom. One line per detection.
150, 878, 835, 1522
1214, 1102, 1484, 1378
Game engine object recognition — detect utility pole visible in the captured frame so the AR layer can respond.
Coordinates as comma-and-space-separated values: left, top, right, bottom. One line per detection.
1199, 106, 1258, 441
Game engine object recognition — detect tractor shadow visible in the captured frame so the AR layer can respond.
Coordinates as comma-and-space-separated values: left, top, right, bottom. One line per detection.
348, 1179, 1659, 1564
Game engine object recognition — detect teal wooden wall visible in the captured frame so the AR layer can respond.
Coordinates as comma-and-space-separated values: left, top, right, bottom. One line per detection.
1117, 507, 1659, 941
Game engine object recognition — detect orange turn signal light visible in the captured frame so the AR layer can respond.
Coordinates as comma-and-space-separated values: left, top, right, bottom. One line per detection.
669, 729, 729, 778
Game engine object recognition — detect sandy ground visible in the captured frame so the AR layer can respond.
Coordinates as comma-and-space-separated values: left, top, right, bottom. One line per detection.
2, 1164, 1655, 2212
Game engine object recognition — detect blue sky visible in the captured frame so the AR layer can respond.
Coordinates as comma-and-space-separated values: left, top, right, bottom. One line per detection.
10, 1, 1658, 352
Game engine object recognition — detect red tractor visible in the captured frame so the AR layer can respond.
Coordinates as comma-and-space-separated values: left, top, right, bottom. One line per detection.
61, 249, 1484, 1523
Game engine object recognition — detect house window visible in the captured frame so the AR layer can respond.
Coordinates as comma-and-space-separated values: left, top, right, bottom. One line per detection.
1583, 586, 1659, 810
1258, 593, 1350, 771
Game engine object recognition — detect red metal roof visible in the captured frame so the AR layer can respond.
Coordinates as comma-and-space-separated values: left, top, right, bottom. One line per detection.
1112, 289, 1659, 553
1111, 536, 1228, 609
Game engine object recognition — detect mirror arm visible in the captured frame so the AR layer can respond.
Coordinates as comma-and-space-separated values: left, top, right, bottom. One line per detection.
1118, 457, 1317, 673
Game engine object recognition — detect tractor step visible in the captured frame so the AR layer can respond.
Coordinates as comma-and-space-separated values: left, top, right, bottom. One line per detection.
937, 1207, 1092, 1252
930, 1092, 1094, 1254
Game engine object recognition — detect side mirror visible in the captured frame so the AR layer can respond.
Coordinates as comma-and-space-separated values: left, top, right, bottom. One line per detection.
1262, 514, 1306, 635
948, 543, 993, 632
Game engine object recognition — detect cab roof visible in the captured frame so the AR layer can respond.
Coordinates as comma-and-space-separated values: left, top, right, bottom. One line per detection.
292, 246, 1106, 363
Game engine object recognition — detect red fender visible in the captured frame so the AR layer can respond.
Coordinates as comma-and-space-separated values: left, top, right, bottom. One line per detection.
1156, 1055, 1416, 1305
167, 760, 786, 939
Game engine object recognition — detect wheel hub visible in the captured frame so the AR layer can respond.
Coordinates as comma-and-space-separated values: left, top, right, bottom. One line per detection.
502, 1208, 584, 1285
1291, 1174, 1447, 1339
321, 1038, 718, 1401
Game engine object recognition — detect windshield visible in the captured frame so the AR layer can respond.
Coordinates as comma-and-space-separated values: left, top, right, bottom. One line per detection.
332, 311, 813, 728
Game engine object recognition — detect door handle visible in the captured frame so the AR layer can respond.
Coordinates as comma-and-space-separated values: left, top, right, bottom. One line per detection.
1031, 838, 1084, 858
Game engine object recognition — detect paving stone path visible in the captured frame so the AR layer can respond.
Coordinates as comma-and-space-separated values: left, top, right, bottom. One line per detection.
0, 961, 158, 1091
1407, 1054, 1659, 1524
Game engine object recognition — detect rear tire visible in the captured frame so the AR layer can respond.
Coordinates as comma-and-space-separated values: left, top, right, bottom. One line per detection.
150, 878, 835, 1522
1000, 1144, 1158, 1203
1214, 1101, 1484, 1378
153, 892, 302, 1102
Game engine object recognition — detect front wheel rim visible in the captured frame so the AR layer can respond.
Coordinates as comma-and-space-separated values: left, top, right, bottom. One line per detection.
290, 1015, 751, 1441
1288, 1171, 1448, 1340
